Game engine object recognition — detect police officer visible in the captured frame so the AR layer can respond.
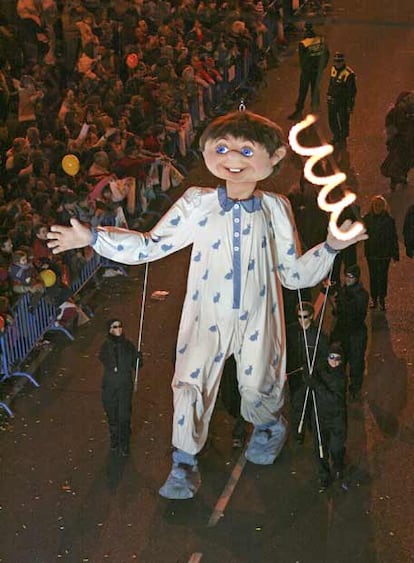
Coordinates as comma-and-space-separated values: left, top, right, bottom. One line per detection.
330, 264, 369, 400
288, 22, 330, 121
327, 52, 357, 147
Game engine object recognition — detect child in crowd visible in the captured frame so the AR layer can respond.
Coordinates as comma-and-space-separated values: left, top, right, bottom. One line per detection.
9, 249, 44, 307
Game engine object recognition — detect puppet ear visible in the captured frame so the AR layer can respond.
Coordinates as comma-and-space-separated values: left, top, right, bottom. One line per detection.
270, 145, 287, 167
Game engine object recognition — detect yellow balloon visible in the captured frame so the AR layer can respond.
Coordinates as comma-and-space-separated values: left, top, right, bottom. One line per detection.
62, 154, 80, 176
40, 269, 57, 288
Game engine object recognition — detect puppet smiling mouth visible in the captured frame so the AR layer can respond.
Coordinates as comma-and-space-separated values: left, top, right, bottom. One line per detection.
227, 168, 243, 173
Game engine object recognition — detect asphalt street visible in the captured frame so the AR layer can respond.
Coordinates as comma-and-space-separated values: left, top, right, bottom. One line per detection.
1, 0, 414, 561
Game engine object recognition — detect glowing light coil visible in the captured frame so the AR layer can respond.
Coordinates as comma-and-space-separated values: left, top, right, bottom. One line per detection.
288, 114, 364, 241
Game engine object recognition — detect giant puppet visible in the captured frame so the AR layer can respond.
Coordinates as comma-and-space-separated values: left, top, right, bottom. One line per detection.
48, 111, 366, 499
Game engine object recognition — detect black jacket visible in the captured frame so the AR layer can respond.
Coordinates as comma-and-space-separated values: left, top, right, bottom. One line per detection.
99, 335, 137, 388
332, 282, 369, 333
403, 204, 414, 257
286, 323, 329, 379
363, 211, 399, 261
314, 362, 347, 428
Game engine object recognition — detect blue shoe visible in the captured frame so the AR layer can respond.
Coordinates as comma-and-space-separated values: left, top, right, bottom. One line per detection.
159, 450, 201, 500
245, 417, 287, 465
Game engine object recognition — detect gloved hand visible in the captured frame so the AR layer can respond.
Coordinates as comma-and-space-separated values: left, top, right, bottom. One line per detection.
304, 375, 316, 390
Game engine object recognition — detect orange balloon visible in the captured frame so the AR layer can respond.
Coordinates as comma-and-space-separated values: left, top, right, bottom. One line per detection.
62, 154, 80, 176
126, 53, 139, 69
40, 269, 57, 288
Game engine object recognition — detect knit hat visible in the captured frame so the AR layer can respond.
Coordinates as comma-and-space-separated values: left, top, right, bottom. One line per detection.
333, 52, 345, 63
345, 263, 360, 279
107, 318, 122, 331
328, 341, 343, 358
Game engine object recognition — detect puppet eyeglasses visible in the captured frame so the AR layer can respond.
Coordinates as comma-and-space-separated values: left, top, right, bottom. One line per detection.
297, 314, 310, 319
111, 324, 123, 329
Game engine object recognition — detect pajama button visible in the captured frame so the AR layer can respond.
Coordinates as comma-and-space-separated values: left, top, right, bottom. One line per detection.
234, 204, 240, 209
234, 246, 239, 251
234, 218, 240, 223
234, 232, 240, 238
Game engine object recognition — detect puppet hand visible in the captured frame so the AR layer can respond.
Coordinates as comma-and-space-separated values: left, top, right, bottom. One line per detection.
47, 218, 93, 254
326, 219, 368, 251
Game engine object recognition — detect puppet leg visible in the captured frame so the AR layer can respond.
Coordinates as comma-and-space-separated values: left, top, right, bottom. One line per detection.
160, 359, 225, 499
245, 416, 287, 465
159, 448, 201, 500
236, 326, 287, 465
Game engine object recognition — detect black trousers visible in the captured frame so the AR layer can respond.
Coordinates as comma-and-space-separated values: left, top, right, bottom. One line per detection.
367, 258, 391, 300
344, 327, 367, 395
314, 422, 346, 479
296, 69, 323, 112
102, 384, 133, 450
328, 101, 351, 142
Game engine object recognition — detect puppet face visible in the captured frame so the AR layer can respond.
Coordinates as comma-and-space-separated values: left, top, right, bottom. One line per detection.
202, 135, 285, 186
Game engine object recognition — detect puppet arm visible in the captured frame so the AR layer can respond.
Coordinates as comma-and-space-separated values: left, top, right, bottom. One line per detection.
270, 195, 365, 289
48, 187, 204, 265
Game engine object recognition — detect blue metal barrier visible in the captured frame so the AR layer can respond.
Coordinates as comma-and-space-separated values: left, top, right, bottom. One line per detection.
0, 252, 102, 416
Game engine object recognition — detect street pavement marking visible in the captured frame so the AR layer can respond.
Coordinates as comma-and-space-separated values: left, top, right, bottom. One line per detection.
188, 553, 203, 562
207, 449, 247, 527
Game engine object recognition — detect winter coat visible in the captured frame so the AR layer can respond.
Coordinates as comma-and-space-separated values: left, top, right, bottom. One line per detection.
332, 282, 369, 334
403, 204, 414, 257
286, 323, 329, 380
363, 211, 399, 261
313, 362, 347, 429
99, 335, 137, 389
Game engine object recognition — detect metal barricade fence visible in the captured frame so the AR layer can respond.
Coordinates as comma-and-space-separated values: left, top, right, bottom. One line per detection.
0, 251, 102, 416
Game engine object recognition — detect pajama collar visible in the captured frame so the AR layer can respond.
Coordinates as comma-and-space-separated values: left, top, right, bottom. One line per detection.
217, 186, 262, 213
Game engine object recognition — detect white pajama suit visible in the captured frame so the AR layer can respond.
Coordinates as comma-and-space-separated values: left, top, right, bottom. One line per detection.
92, 186, 336, 454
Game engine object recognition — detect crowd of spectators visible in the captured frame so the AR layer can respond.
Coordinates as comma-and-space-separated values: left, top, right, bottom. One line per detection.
0, 0, 283, 314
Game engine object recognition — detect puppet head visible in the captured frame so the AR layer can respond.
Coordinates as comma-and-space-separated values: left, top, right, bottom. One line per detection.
199, 111, 287, 192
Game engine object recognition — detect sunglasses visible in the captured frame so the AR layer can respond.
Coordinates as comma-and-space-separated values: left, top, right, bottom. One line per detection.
110, 323, 123, 329
328, 353, 342, 361
297, 314, 310, 319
